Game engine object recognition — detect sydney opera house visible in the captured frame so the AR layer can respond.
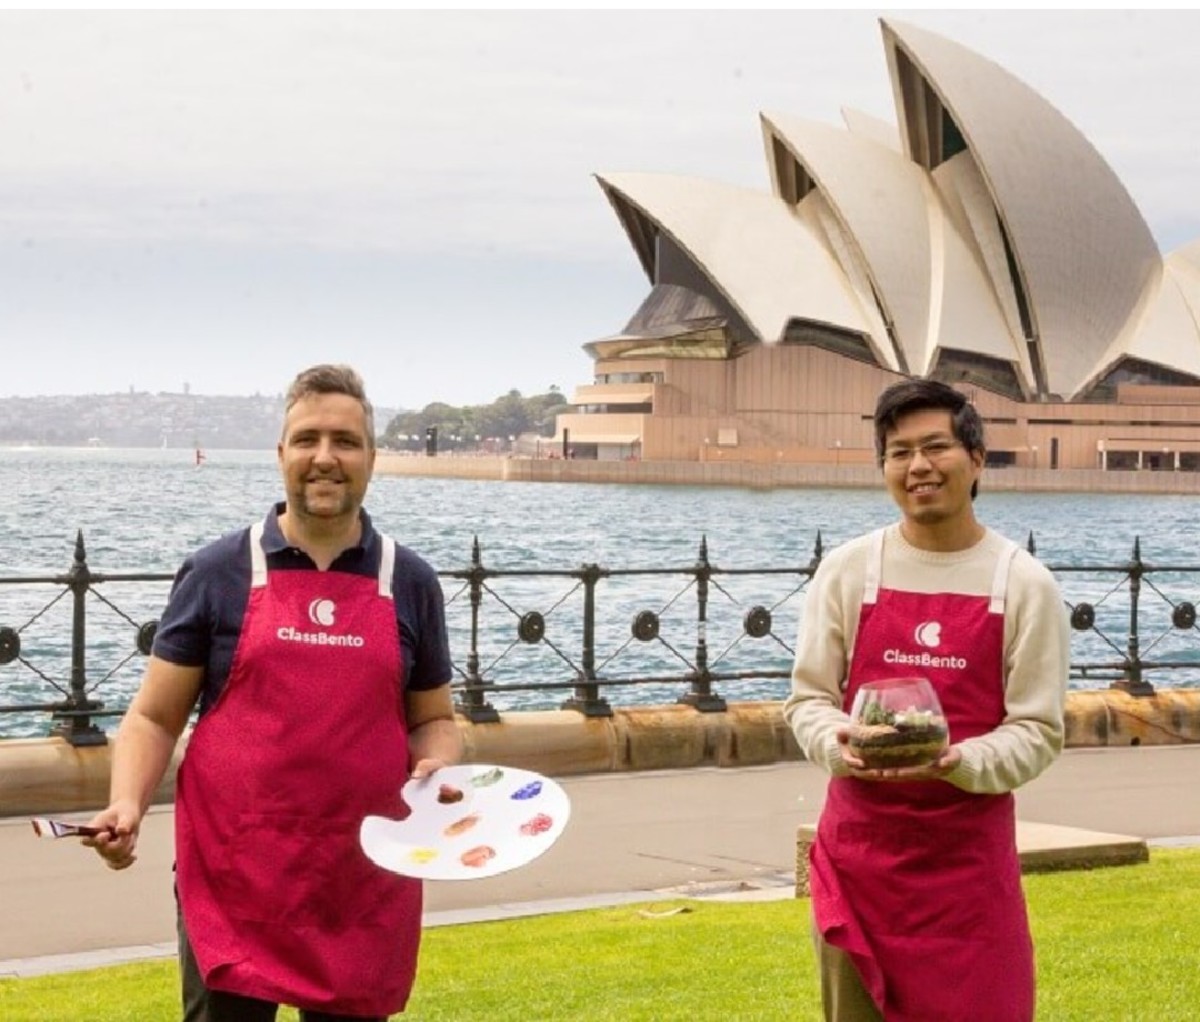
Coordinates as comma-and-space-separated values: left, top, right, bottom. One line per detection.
553, 19, 1200, 473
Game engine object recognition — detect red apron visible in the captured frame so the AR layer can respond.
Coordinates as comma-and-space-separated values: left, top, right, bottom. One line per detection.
176, 521, 421, 1017
811, 529, 1033, 1021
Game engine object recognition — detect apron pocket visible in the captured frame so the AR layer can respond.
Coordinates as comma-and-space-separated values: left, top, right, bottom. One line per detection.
216, 812, 353, 928
833, 817, 1002, 937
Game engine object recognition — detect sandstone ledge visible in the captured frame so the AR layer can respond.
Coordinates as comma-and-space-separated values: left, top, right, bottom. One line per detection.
2, 690, 1197, 817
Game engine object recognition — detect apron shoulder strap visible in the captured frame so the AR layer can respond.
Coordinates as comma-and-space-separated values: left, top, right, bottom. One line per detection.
378, 536, 396, 599
989, 539, 1021, 614
248, 521, 267, 588
863, 527, 888, 605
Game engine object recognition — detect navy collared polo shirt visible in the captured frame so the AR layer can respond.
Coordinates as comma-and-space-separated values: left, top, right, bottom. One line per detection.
152, 502, 452, 715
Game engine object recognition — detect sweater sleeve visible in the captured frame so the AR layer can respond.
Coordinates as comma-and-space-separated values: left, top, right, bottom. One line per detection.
782, 539, 870, 777
942, 552, 1070, 794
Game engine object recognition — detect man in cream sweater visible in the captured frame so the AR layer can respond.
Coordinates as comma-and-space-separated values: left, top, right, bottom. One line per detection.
785, 378, 1069, 1022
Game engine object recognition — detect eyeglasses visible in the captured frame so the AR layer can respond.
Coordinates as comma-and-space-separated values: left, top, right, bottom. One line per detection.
882, 438, 963, 466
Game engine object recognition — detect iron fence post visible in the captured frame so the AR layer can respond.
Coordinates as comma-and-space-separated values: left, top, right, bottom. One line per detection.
1112, 536, 1154, 695
50, 530, 107, 746
680, 535, 726, 711
562, 563, 612, 717
454, 537, 500, 723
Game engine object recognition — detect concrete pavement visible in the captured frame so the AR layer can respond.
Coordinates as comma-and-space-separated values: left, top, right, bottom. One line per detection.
2, 746, 1198, 979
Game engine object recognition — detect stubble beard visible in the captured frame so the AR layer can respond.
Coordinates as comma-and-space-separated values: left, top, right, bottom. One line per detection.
295, 481, 358, 522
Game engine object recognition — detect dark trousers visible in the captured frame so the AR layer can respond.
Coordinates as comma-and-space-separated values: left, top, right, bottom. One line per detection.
810, 917, 883, 1022
178, 909, 387, 1022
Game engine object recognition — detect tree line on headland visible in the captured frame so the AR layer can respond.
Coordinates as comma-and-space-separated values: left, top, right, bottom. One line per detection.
0, 388, 572, 450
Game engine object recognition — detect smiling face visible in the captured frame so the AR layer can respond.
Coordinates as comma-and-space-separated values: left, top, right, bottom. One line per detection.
882, 407, 984, 551
277, 391, 376, 529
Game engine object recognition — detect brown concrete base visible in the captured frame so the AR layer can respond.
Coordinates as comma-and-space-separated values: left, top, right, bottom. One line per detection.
2, 690, 1198, 817
373, 453, 1200, 496
793, 820, 1150, 897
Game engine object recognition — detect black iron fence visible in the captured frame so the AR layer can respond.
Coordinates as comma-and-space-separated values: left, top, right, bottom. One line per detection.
1, 531, 1199, 745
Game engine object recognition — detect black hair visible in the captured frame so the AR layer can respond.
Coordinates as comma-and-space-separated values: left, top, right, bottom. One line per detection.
873, 379, 985, 498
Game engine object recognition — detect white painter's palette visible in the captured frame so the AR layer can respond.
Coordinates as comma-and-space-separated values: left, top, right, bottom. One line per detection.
360, 764, 570, 881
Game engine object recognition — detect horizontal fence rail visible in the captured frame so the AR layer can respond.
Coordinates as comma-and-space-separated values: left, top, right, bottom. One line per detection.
1, 531, 1199, 743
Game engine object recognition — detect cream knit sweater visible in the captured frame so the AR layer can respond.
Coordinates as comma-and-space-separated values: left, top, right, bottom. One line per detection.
783, 523, 1070, 794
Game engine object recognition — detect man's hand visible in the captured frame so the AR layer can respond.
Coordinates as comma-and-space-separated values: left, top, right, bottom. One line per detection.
837, 727, 962, 781
81, 798, 142, 871
410, 757, 450, 780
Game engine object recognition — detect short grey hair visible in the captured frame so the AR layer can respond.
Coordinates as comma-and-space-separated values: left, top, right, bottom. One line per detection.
283, 364, 375, 447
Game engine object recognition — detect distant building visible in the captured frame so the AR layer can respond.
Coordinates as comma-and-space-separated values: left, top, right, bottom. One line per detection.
556, 19, 1200, 473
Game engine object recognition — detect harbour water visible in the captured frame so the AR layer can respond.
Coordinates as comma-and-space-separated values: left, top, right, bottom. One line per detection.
2, 447, 1200, 737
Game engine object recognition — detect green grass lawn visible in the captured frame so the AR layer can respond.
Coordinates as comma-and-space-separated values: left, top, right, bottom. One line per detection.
1, 848, 1195, 1021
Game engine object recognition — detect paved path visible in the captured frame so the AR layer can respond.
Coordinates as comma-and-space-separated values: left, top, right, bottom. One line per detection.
1, 746, 1198, 978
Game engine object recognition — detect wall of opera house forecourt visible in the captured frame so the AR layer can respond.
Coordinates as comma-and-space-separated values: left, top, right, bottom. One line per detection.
374, 451, 1200, 496
3, 690, 1200, 818
549, 346, 1200, 473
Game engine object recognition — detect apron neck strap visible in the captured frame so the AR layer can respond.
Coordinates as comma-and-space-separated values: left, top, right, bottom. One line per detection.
249, 521, 267, 588
249, 519, 395, 596
863, 528, 885, 605
989, 540, 1020, 614
378, 537, 395, 598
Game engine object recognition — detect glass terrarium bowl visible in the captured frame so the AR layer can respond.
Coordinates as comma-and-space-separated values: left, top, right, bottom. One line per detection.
846, 677, 949, 770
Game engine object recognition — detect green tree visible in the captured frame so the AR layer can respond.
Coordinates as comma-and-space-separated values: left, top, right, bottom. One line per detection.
382, 389, 573, 449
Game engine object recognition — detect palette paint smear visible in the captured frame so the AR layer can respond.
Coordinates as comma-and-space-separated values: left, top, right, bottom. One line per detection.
359, 764, 571, 881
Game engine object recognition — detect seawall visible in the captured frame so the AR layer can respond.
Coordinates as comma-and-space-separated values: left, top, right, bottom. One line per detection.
375, 454, 1200, 495
3, 690, 1197, 817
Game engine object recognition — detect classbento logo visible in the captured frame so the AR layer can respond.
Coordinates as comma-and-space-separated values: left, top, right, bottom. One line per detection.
913, 620, 941, 648
277, 626, 365, 648
883, 647, 968, 671
308, 598, 336, 627
277, 600, 365, 648
883, 620, 966, 669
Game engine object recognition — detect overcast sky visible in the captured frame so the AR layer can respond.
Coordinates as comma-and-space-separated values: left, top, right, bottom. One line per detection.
2, 9, 1198, 411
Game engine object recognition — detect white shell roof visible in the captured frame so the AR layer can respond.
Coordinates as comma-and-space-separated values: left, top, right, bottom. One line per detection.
762, 111, 931, 373
764, 112, 1035, 389
929, 153, 1036, 392
596, 171, 877, 349
592, 19, 1200, 402
839, 108, 900, 152
1082, 265, 1200, 391
882, 18, 1163, 399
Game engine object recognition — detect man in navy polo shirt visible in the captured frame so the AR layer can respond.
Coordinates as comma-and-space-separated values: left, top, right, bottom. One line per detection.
87, 363, 462, 1022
